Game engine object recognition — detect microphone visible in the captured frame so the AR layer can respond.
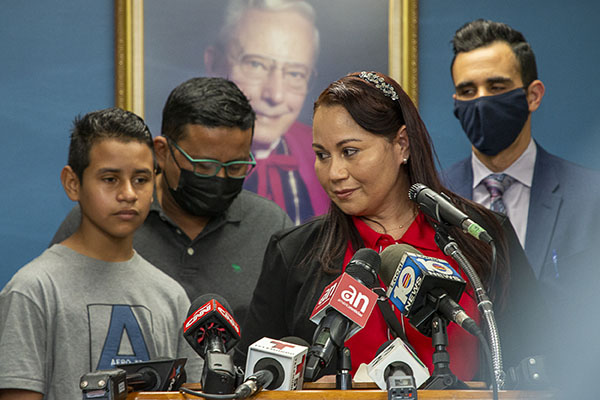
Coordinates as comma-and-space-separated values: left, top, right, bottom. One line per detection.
408, 183, 493, 244
367, 338, 430, 390
80, 359, 187, 399
183, 294, 241, 394
81, 369, 127, 400
379, 244, 481, 337
280, 336, 311, 348
235, 337, 309, 398
119, 358, 187, 391
304, 248, 381, 381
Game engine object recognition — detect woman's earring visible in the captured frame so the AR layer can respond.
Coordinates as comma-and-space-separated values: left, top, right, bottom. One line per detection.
403, 158, 408, 164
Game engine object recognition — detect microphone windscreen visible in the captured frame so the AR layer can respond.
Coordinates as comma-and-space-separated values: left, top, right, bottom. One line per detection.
280, 336, 310, 347
183, 293, 241, 354
408, 183, 426, 201
254, 357, 285, 390
346, 248, 381, 287
375, 339, 395, 357
379, 244, 422, 286
186, 293, 233, 318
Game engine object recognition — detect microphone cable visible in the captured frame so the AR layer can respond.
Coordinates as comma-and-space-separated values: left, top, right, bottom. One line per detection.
180, 387, 238, 399
180, 368, 273, 400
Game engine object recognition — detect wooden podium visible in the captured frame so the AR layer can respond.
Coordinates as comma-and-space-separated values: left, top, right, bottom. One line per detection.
127, 381, 556, 399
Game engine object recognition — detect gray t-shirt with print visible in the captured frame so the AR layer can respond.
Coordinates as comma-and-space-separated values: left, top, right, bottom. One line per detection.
0, 244, 203, 399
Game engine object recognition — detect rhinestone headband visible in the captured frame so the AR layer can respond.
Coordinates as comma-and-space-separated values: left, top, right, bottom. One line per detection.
358, 71, 399, 101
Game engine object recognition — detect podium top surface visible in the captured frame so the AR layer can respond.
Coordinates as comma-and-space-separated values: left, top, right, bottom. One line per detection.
128, 382, 555, 400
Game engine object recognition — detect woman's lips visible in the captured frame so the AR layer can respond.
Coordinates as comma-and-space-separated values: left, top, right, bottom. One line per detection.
333, 188, 356, 200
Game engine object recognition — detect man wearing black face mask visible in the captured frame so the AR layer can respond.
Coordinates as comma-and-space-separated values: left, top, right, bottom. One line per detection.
51, 78, 293, 323
442, 19, 600, 306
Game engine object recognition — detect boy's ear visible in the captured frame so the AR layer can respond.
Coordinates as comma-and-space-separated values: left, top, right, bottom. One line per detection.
61, 165, 81, 201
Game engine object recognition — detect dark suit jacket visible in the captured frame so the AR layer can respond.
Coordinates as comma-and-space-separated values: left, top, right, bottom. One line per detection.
442, 142, 600, 304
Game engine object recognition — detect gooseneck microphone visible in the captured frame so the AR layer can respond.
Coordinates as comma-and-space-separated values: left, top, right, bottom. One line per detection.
183, 294, 241, 394
434, 231, 504, 392
408, 183, 493, 244
304, 248, 381, 381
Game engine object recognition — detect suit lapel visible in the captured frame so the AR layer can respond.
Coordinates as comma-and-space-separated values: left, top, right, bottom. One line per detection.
443, 157, 474, 199
525, 145, 562, 279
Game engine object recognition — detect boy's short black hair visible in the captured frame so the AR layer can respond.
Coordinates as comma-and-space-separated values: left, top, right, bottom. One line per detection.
161, 77, 255, 142
68, 107, 153, 180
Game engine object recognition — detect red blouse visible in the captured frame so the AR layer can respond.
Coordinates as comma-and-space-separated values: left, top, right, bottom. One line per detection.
343, 212, 480, 380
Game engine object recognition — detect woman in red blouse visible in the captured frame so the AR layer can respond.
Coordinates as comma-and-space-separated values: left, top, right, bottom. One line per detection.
237, 71, 547, 384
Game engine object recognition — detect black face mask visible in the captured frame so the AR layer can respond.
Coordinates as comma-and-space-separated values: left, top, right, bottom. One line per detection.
453, 88, 530, 156
167, 168, 244, 217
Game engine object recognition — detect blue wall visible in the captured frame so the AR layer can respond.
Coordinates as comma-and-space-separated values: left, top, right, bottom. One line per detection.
0, 1, 113, 286
1, 1, 598, 288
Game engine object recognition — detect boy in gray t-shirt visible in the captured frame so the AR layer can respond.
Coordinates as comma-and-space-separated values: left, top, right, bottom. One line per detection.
0, 108, 202, 400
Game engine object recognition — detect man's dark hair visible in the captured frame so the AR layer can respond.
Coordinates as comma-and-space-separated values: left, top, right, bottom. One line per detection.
68, 107, 153, 181
161, 77, 256, 142
451, 19, 538, 88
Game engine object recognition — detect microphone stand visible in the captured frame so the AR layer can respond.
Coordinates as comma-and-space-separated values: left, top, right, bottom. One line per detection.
421, 314, 468, 390
336, 346, 353, 390
434, 224, 505, 390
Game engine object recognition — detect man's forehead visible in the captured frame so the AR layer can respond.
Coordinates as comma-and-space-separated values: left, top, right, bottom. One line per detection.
452, 41, 521, 83
181, 124, 252, 139
178, 124, 251, 153
455, 75, 516, 88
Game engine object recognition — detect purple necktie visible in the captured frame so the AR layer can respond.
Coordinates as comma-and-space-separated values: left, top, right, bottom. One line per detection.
482, 173, 515, 214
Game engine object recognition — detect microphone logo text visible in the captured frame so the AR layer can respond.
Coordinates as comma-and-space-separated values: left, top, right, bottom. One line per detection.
340, 284, 370, 314
217, 304, 241, 335
183, 301, 213, 331
317, 282, 338, 307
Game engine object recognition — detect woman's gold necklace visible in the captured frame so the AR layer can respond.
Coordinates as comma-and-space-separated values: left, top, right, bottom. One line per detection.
384, 208, 418, 234
366, 208, 418, 235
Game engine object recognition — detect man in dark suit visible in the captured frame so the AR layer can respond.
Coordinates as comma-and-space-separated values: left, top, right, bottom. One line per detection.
443, 21, 600, 394
442, 19, 600, 303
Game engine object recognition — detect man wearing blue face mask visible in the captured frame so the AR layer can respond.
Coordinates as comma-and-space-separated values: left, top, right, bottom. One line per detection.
442, 19, 600, 305
51, 78, 293, 324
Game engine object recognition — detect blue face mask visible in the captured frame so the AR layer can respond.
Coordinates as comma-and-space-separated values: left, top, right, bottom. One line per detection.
453, 88, 530, 156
